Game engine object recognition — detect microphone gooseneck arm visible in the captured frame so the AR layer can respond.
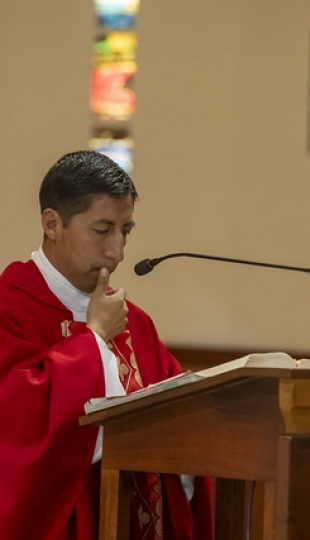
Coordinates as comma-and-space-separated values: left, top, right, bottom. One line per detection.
134, 252, 310, 276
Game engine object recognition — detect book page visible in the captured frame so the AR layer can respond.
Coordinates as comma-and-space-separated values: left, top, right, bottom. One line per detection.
197, 351, 296, 378
84, 371, 204, 414
296, 358, 310, 368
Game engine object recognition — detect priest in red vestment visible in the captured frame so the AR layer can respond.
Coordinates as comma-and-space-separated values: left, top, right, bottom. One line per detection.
0, 150, 213, 540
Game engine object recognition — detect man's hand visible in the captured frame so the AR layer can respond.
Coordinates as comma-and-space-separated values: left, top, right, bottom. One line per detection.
86, 267, 128, 343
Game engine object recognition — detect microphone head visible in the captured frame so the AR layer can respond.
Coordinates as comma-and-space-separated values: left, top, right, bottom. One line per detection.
134, 258, 154, 276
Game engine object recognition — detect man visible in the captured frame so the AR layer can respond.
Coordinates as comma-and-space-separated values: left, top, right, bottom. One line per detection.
0, 150, 213, 539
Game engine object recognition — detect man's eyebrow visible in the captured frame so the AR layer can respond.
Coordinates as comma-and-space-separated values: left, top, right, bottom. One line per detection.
92, 219, 136, 228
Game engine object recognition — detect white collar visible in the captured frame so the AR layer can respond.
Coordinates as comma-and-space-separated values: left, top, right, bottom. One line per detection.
31, 247, 90, 321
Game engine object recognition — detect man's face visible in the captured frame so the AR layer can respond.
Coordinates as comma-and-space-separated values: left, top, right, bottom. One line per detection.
42, 195, 135, 293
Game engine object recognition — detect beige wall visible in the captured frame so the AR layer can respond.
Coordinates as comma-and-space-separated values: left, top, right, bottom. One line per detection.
115, 0, 310, 353
0, 1, 93, 264
1, 0, 310, 353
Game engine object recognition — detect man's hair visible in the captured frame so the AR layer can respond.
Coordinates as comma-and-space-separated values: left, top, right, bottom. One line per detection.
39, 150, 138, 225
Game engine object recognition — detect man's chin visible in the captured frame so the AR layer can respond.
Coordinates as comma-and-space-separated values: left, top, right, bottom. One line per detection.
81, 271, 99, 294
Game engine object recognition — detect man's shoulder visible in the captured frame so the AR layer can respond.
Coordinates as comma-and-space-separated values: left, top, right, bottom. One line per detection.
126, 298, 159, 335
1, 259, 42, 288
0, 259, 64, 310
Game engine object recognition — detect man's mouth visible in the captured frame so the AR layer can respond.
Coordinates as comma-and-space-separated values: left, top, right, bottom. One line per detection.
92, 265, 116, 274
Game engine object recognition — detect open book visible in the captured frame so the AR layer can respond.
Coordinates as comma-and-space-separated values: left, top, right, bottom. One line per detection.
84, 351, 310, 414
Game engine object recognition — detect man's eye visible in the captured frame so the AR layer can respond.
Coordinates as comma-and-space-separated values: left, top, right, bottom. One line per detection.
94, 229, 109, 235
122, 230, 133, 241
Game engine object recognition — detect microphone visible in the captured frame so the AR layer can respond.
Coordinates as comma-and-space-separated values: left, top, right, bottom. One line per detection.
134, 252, 310, 276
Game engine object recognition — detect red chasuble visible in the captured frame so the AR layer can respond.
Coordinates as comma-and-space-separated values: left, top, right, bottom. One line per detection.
0, 260, 213, 540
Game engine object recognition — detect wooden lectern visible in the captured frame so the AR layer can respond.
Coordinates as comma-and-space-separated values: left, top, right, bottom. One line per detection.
80, 365, 310, 540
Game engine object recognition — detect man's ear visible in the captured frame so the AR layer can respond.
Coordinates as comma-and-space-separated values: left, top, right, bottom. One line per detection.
41, 208, 62, 240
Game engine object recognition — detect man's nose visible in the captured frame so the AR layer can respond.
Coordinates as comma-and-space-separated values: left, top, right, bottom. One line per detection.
106, 234, 125, 262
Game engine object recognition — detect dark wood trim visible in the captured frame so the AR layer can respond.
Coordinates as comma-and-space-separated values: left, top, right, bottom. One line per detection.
167, 345, 310, 372
167, 346, 258, 372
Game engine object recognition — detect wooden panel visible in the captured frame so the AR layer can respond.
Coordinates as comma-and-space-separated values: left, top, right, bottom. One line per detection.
100, 377, 283, 481
215, 479, 245, 540
276, 435, 310, 540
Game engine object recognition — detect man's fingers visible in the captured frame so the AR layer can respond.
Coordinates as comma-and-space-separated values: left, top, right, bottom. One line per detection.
105, 287, 126, 300
94, 267, 110, 294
